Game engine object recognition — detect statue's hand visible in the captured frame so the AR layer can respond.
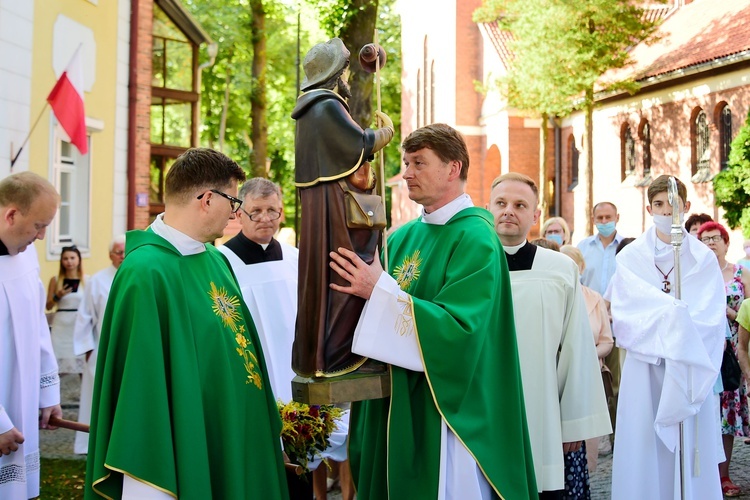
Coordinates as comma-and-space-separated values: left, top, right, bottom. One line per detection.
375, 111, 393, 131
329, 247, 383, 300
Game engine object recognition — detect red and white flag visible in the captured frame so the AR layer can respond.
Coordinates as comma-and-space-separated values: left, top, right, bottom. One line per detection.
47, 45, 88, 155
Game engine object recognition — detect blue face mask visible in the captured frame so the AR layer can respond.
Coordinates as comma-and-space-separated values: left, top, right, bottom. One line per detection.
546, 233, 564, 245
596, 221, 616, 237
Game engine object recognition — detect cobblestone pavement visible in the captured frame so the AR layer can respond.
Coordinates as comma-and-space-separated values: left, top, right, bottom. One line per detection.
42, 376, 750, 499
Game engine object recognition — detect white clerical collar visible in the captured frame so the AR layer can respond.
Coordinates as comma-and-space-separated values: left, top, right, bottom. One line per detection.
421, 194, 473, 226
150, 213, 206, 256
503, 241, 527, 255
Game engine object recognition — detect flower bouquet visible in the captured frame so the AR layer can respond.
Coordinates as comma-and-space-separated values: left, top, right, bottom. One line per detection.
278, 400, 344, 473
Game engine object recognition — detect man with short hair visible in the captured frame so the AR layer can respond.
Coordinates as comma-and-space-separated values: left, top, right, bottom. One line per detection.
220, 178, 297, 400
72, 235, 125, 455
489, 172, 611, 498
0, 171, 62, 499
291, 37, 395, 378
578, 201, 625, 435
607, 175, 725, 499
329, 124, 536, 498
86, 148, 288, 499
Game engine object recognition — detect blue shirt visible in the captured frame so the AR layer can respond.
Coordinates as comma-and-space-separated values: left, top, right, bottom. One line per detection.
577, 232, 624, 295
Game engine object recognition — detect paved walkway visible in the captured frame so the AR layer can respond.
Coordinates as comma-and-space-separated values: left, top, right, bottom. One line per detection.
42, 376, 750, 499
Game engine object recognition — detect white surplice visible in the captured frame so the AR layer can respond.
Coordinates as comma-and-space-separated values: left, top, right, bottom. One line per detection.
72, 265, 117, 454
509, 245, 612, 492
352, 194, 493, 500
219, 241, 299, 402
606, 227, 725, 500
0, 244, 60, 499
219, 240, 350, 465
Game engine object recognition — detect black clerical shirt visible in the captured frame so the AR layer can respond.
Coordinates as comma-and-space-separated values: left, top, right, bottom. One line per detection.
505, 241, 537, 272
0, 238, 8, 256
223, 231, 282, 265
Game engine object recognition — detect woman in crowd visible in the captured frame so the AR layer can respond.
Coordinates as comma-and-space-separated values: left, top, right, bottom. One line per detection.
541, 216, 571, 246
685, 213, 712, 236
697, 221, 750, 497
560, 245, 614, 476
46, 245, 86, 375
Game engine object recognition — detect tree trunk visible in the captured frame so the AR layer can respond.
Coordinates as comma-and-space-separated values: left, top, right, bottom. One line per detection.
584, 87, 594, 235
250, 0, 268, 178
338, 0, 379, 128
539, 112, 549, 227
219, 67, 231, 154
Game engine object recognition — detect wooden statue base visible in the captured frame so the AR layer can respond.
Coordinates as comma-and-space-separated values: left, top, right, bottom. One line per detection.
292, 372, 390, 405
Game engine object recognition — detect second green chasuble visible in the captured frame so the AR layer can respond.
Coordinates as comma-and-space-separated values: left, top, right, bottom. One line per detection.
85, 230, 288, 499
350, 208, 537, 499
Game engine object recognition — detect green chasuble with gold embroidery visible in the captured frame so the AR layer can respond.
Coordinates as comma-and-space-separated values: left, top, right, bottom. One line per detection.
349, 208, 537, 499
85, 230, 288, 499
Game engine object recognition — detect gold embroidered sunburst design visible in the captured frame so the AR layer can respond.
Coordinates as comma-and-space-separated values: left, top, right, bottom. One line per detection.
394, 250, 422, 290
208, 282, 242, 333
208, 282, 262, 390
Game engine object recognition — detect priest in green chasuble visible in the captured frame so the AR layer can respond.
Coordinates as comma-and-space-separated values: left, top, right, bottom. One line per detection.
329, 124, 537, 499
85, 149, 288, 499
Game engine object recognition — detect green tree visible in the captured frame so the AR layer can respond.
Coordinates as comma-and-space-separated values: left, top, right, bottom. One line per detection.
308, 0, 403, 216
475, 0, 663, 231
714, 109, 750, 238
185, 0, 313, 219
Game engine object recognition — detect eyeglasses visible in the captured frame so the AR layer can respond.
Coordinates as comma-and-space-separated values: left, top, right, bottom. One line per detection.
700, 235, 724, 244
197, 189, 243, 214
62, 245, 78, 252
111, 249, 125, 256
240, 207, 282, 222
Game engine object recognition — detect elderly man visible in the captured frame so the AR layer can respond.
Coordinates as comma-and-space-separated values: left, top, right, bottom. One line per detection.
72, 235, 125, 455
86, 149, 288, 499
220, 178, 297, 399
489, 172, 611, 498
329, 124, 536, 499
607, 175, 725, 499
291, 37, 395, 378
0, 171, 62, 499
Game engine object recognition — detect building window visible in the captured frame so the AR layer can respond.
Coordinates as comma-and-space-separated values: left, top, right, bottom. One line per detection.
423, 35, 429, 125
51, 136, 91, 253
641, 121, 651, 177
150, 2, 200, 216
621, 124, 635, 181
568, 134, 579, 190
430, 60, 435, 125
692, 109, 710, 181
416, 69, 422, 128
720, 105, 732, 170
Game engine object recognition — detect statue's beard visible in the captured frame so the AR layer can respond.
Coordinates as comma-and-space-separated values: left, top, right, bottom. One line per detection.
337, 77, 352, 100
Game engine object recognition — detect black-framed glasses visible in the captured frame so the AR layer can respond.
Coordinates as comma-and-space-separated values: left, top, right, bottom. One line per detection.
240, 207, 282, 222
62, 245, 78, 252
700, 235, 723, 244
197, 189, 243, 214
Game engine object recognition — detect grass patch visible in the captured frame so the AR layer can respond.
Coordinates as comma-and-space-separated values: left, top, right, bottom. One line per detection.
40, 458, 86, 499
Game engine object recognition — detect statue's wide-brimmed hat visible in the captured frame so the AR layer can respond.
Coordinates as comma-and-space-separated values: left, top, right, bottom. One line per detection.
301, 38, 350, 91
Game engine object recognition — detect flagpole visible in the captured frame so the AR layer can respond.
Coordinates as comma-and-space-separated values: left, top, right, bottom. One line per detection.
10, 103, 49, 171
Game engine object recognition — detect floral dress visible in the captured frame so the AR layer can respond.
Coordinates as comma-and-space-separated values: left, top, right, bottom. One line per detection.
720, 265, 749, 436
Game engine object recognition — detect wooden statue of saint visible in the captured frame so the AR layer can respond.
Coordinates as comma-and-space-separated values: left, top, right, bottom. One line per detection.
291, 38, 394, 378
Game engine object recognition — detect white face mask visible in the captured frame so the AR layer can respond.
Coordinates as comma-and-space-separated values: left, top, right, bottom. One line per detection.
653, 213, 684, 235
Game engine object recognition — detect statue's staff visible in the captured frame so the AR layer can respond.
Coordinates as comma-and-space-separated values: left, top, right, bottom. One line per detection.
359, 34, 389, 271
47, 416, 304, 474
668, 176, 687, 500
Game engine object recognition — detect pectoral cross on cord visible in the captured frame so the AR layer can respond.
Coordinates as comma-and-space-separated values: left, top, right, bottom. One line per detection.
655, 263, 674, 294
